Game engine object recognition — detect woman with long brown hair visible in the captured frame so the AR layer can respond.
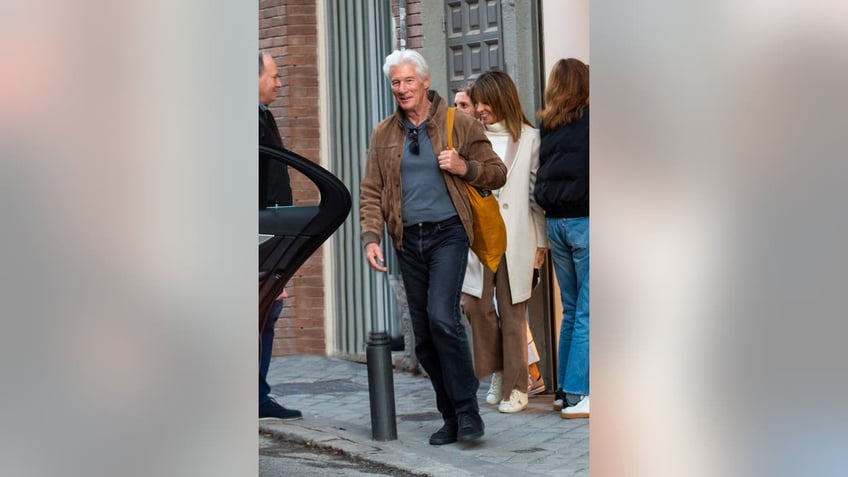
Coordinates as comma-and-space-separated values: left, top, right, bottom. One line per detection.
534, 58, 590, 419
461, 70, 548, 414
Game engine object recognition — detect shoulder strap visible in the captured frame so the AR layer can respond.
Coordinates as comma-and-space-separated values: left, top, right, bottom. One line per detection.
446, 107, 455, 150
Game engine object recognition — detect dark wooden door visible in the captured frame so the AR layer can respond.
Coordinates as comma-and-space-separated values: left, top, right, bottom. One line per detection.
445, 0, 503, 94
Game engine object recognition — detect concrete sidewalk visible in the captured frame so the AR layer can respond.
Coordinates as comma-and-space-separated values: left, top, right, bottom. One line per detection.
259, 355, 588, 476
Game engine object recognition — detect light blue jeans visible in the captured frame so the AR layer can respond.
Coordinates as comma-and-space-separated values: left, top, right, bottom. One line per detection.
547, 217, 589, 396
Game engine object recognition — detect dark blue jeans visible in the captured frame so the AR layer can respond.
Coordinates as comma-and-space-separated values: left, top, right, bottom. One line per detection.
259, 299, 282, 405
397, 216, 479, 420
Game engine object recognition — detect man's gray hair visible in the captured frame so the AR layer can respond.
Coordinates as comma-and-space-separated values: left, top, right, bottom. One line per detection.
382, 49, 429, 80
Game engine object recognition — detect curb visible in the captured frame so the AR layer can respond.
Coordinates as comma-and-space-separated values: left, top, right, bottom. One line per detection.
259, 419, 476, 476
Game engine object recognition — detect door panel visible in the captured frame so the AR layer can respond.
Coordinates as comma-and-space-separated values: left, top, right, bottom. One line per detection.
445, 0, 503, 93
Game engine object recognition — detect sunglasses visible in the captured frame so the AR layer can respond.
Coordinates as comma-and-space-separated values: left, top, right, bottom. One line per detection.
407, 127, 419, 155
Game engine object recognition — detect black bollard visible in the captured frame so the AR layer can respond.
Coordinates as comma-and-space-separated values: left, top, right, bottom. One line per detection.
366, 331, 397, 441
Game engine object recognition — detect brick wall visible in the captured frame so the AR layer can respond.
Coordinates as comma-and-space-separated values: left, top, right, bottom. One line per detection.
392, 0, 424, 50
259, 0, 324, 356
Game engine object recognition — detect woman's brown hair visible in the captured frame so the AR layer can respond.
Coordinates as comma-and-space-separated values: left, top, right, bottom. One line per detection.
469, 70, 533, 143
536, 58, 589, 130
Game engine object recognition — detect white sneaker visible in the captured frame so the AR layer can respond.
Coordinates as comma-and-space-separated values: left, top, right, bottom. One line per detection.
498, 389, 529, 413
486, 372, 503, 405
561, 395, 589, 419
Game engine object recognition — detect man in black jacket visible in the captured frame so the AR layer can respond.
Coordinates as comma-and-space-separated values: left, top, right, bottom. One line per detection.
259, 51, 293, 207
258, 50, 300, 421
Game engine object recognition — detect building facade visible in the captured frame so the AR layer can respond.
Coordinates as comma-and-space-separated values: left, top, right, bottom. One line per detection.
259, 0, 588, 387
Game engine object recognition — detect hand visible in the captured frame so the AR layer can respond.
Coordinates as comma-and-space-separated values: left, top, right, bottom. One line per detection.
437, 148, 468, 176
365, 242, 387, 272
534, 248, 547, 268
276, 288, 288, 300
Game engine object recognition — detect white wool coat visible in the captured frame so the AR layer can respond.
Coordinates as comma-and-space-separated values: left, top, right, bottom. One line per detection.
462, 122, 548, 304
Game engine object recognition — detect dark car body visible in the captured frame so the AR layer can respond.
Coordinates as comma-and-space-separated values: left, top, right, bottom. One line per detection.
258, 145, 351, 333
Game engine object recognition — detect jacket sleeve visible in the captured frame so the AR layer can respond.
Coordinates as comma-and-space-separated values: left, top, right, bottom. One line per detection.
359, 130, 385, 247
455, 116, 507, 190
527, 129, 548, 248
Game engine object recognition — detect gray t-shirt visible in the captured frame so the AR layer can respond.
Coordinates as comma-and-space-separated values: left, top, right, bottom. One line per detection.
400, 118, 457, 225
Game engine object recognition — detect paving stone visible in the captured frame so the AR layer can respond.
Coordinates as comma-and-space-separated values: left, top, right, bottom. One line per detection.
260, 355, 589, 476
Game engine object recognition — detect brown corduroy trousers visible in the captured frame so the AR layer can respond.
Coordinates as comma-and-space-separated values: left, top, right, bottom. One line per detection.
461, 259, 529, 395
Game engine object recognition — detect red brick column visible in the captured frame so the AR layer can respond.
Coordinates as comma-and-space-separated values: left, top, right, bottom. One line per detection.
260, 0, 324, 356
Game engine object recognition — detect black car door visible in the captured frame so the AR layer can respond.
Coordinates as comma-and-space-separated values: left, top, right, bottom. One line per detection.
258, 145, 351, 333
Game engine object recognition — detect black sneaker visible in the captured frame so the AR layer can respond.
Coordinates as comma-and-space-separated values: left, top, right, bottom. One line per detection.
553, 388, 566, 411
456, 412, 484, 442
259, 399, 303, 421
428, 419, 458, 446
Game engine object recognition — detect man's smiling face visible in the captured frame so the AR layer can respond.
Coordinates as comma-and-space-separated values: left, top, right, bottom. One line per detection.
389, 63, 430, 115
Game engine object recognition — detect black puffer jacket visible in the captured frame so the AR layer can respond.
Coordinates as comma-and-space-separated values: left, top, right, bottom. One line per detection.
533, 107, 589, 218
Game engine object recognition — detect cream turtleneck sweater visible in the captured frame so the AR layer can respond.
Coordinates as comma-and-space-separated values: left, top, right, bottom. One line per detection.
485, 121, 511, 167
484, 121, 513, 200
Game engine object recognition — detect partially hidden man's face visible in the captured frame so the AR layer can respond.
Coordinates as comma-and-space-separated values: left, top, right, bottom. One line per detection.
259, 55, 282, 106
389, 63, 430, 114
454, 91, 475, 117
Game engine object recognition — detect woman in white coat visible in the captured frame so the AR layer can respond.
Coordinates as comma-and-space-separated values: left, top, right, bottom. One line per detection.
461, 71, 547, 414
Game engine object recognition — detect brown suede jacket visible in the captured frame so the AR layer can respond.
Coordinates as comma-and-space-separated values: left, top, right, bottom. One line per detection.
359, 91, 507, 250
